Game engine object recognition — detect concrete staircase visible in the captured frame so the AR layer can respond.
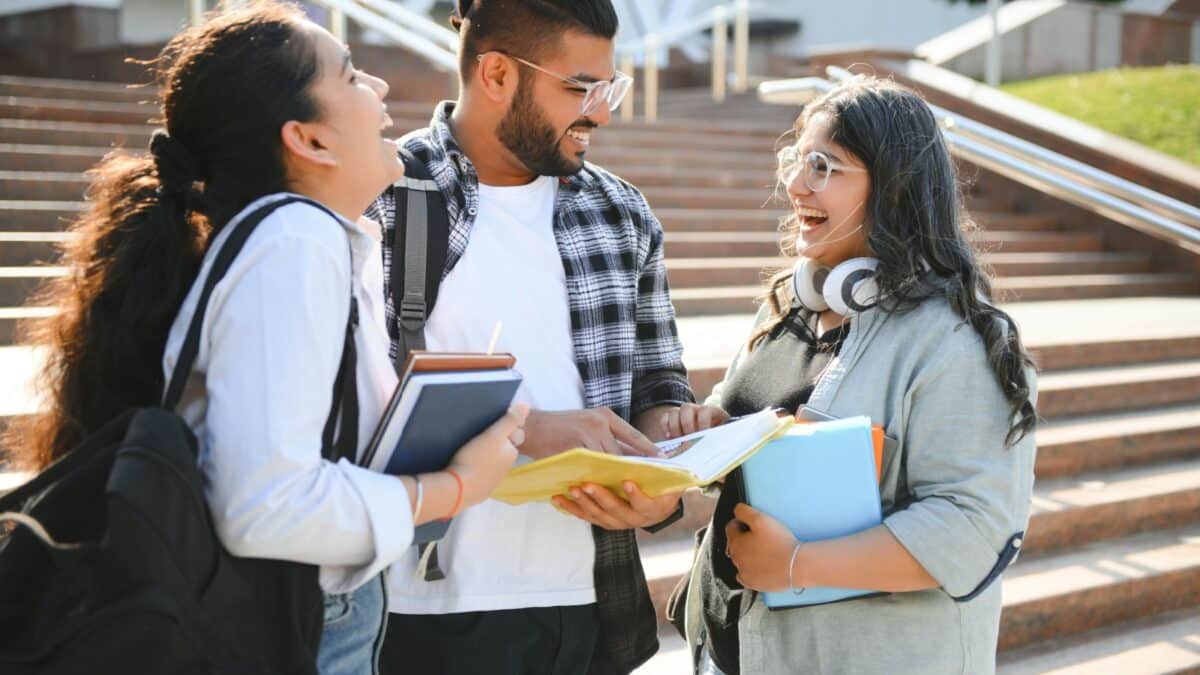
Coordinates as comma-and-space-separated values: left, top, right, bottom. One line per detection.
2, 75, 1199, 673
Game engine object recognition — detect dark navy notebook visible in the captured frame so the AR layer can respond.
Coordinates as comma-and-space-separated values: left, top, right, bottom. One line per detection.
365, 367, 522, 544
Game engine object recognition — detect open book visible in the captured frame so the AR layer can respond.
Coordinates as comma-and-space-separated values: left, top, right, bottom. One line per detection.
491, 408, 792, 505
363, 351, 522, 543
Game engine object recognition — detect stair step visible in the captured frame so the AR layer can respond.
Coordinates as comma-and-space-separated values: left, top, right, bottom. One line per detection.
0, 143, 116, 173
594, 127, 780, 152
0, 200, 83, 230
606, 167, 779, 190
0, 96, 155, 126
0, 170, 86, 201
0, 118, 152, 148
670, 274, 1195, 315
664, 252, 1154, 288
663, 231, 1105, 258
648, 206, 1051, 233
1037, 403, 1200, 478
1032, 334, 1200, 372
997, 607, 1200, 674
0, 232, 68, 266
1025, 457, 1200, 554
996, 273, 1199, 302
0, 75, 150, 104
0, 267, 64, 306
0, 307, 55, 345
999, 525, 1200, 651
588, 147, 771, 170
1039, 359, 1200, 418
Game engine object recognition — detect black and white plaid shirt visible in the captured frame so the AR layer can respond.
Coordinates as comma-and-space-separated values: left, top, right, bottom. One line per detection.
366, 102, 694, 674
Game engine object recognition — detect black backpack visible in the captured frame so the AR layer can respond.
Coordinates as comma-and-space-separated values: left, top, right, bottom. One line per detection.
0, 196, 360, 674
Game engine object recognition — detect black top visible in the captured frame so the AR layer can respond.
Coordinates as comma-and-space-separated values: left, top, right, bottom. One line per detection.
701, 306, 849, 674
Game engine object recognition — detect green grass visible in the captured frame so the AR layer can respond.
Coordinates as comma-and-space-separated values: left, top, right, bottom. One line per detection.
1001, 65, 1200, 166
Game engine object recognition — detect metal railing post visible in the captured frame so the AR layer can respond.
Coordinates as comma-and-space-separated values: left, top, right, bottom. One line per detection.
644, 34, 659, 123
620, 52, 636, 122
733, 0, 749, 93
329, 7, 348, 41
712, 6, 728, 102
188, 0, 205, 27
985, 0, 1002, 87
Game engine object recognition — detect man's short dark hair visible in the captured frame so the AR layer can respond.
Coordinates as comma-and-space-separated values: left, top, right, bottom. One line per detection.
451, 0, 619, 78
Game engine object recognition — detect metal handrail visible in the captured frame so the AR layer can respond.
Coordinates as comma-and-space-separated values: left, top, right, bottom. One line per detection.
825, 65, 1200, 230
757, 71, 1200, 256
617, 0, 770, 123
353, 0, 458, 53
188, 0, 458, 73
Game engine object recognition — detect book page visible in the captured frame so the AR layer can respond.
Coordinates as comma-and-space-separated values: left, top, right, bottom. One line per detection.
624, 408, 788, 482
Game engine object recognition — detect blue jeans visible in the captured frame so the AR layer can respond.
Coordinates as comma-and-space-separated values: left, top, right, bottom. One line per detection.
318, 574, 388, 675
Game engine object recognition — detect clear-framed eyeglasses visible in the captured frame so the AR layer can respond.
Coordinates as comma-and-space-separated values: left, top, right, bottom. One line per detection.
477, 51, 634, 117
777, 146, 868, 192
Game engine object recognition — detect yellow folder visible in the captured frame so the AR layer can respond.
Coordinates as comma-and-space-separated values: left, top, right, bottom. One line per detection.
491, 411, 793, 505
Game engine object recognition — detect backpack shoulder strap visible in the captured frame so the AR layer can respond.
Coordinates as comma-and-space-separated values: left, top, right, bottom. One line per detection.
389, 149, 453, 581
389, 148, 451, 366
162, 195, 358, 462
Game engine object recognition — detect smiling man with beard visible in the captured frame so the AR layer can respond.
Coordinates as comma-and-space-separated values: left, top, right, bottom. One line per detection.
365, 2, 696, 674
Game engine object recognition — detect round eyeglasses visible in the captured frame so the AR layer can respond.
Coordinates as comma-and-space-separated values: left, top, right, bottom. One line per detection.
478, 52, 634, 117
777, 146, 867, 193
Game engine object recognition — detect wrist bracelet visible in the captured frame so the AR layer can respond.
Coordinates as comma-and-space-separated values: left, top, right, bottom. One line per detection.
411, 474, 424, 522
788, 542, 805, 593
443, 468, 464, 521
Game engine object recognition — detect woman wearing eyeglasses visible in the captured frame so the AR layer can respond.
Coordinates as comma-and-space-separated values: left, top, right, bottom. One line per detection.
661, 77, 1038, 674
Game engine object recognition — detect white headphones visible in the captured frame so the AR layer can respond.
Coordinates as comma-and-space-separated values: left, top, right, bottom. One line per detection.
791, 257, 881, 316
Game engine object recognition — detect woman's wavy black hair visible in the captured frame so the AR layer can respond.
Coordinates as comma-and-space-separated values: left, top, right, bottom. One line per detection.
4, 1, 322, 469
753, 76, 1037, 445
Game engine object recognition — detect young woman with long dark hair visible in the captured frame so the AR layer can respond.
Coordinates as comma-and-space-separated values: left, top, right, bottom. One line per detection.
662, 77, 1038, 674
4, 4, 525, 673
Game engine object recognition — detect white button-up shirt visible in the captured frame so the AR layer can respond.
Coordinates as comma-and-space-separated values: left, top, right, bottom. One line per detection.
162, 193, 411, 594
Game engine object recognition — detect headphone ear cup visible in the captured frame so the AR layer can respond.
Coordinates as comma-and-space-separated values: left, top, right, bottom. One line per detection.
791, 258, 830, 312
825, 257, 880, 316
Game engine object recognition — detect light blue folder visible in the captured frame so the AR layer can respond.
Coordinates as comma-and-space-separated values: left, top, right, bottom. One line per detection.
740, 416, 883, 608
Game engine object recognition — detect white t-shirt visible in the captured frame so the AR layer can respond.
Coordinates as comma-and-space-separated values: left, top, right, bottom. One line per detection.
386, 175, 597, 614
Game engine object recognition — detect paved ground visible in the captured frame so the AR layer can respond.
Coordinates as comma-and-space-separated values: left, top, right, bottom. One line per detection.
634, 633, 691, 674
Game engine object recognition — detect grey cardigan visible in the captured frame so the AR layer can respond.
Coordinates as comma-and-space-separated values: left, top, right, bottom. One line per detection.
685, 297, 1038, 675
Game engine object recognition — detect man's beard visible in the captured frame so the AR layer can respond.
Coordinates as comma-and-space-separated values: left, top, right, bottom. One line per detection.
497, 77, 586, 177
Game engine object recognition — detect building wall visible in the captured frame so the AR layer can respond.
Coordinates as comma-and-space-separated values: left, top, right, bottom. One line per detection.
688, 0, 992, 55
0, 0, 118, 17
940, 3, 1198, 81
119, 0, 189, 45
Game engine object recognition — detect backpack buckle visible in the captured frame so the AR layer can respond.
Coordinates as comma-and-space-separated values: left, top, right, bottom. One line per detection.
398, 299, 427, 329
